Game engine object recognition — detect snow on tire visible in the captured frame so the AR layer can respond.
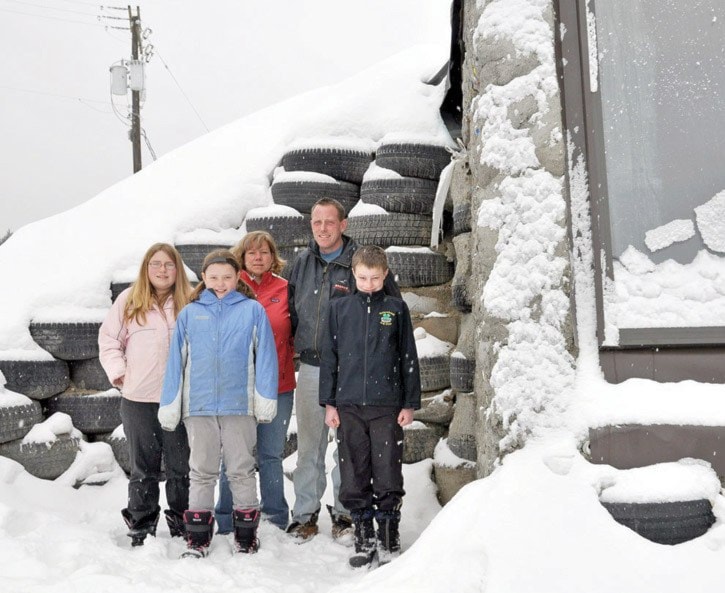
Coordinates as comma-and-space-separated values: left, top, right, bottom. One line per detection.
601, 499, 715, 545
376, 142, 452, 180
46, 390, 122, 435
360, 177, 438, 215
0, 433, 80, 480
418, 355, 451, 392
70, 358, 113, 391
0, 359, 70, 400
385, 249, 453, 288
0, 399, 42, 444
282, 147, 373, 184
29, 322, 102, 361
176, 244, 232, 277
95, 430, 130, 475
271, 178, 360, 215
346, 213, 433, 248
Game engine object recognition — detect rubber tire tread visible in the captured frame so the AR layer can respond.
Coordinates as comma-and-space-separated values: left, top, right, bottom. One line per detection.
418, 355, 450, 392
0, 433, 80, 479
376, 143, 451, 180
70, 357, 113, 391
385, 251, 453, 288
277, 246, 304, 280
282, 148, 373, 184
110, 282, 132, 303
450, 356, 475, 392
451, 283, 472, 313
29, 322, 102, 362
453, 203, 472, 235
346, 213, 433, 248
402, 424, 438, 464
95, 431, 130, 475
360, 177, 438, 215
176, 244, 232, 278
271, 180, 360, 215
245, 214, 311, 247
46, 390, 122, 435
0, 400, 42, 444
0, 359, 70, 400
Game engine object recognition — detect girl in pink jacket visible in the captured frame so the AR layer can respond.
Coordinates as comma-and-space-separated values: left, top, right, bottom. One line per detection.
99, 242, 192, 546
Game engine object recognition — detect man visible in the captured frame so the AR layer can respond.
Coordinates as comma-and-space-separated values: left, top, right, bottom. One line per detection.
286, 197, 400, 542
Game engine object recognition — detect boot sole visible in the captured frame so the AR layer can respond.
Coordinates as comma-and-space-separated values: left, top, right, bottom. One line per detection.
180, 548, 208, 559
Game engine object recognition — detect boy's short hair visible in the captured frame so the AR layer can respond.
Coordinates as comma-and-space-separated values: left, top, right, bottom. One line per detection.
352, 245, 388, 272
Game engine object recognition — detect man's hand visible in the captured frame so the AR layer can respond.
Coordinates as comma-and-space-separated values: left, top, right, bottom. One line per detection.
398, 408, 414, 427
325, 405, 340, 429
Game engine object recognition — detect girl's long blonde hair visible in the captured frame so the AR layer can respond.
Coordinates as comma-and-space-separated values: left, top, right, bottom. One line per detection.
190, 249, 255, 302
124, 243, 192, 324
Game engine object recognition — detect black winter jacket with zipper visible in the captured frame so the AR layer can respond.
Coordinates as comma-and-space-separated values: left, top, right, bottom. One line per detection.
288, 235, 400, 366
319, 288, 421, 410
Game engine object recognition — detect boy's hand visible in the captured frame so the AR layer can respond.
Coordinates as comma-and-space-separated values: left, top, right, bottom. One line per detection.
398, 408, 414, 427
325, 405, 340, 429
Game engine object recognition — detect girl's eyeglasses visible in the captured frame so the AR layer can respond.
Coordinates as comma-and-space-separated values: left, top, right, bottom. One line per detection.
149, 261, 176, 270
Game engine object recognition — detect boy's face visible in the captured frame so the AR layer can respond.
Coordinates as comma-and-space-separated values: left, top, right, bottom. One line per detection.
353, 264, 388, 294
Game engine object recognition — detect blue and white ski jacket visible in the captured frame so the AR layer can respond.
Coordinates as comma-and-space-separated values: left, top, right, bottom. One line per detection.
158, 288, 278, 431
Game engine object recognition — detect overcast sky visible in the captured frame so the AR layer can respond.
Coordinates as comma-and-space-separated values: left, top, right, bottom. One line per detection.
0, 0, 451, 233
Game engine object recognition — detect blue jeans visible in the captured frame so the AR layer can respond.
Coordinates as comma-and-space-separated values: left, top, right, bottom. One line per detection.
215, 391, 294, 532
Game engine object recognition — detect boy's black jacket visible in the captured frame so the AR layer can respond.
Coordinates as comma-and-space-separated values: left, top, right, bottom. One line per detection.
319, 288, 421, 410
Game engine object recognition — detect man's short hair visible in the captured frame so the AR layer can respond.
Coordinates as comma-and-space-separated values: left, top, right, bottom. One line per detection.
311, 197, 346, 221
352, 244, 388, 272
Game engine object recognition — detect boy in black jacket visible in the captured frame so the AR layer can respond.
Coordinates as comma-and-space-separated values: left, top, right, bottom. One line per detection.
320, 245, 421, 568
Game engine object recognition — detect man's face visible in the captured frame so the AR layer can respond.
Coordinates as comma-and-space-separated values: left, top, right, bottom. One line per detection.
311, 204, 347, 254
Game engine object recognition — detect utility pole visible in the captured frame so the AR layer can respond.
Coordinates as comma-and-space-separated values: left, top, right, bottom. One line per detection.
129, 6, 142, 173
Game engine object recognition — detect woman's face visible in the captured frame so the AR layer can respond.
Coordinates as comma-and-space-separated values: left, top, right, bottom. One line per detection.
147, 250, 177, 295
244, 241, 273, 278
202, 263, 238, 299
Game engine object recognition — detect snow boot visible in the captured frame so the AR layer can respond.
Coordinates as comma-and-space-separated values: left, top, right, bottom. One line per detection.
181, 510, 214, 559
233, 508, 260, 553
348, 509, 376, 569
164, 509, 185, 538
121, 507, 159, 547
375, 510, 401, 565
328, 504, 354, 546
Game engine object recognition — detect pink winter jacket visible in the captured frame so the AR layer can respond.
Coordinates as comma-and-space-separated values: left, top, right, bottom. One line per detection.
98, 287, 176, 403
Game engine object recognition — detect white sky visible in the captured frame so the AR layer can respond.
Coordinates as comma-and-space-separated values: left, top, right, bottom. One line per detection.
0, 0, 450, 233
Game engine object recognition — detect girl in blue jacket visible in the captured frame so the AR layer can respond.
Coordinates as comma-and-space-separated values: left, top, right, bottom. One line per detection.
159, 249, 278, 558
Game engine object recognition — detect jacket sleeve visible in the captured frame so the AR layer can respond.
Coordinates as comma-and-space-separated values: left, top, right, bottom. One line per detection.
158, 310, 187, 431
252, 305, 279, 423
98, 291, 128, 387
399, 302, 421, 410
318, 300, 339, 407
288, 258, 300, 336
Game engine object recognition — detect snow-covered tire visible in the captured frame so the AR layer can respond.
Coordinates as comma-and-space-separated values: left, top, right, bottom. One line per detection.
46, 390, 122, 435
0, 359, 70, 400
376, 143, 452, 180
386, 250, 453, 288
601, 499, 715, 545
70, 358, 113, 391
450, 355, 475, 392
453, 203, 471, 235
176, 244, 233, 277
451, 283, 472, 313
0, 433, 80, 480
245, 213, 311, 247
0, 400, 42, 444
282, 148, 373, 184
360, 177, 438, 215
95, 431, 130, 475
419, 355, 451, 392
271, 179, 360, 215
110, 282, 131, 303
29, 322, 101, 361
403, 424, 440, 463
346, 213, 433, 248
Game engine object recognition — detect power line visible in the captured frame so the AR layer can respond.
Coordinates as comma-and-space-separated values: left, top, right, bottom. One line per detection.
0, 0, 99, 18
156, 49, 210, 133
0, 83, 109, 105
0, 6, 109, 27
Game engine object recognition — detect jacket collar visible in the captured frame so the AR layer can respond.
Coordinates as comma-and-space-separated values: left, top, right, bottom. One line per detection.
198, 288, 247, 305
240, 269, 272, 291
309, 235, 355, 266
355, 288, 385, 302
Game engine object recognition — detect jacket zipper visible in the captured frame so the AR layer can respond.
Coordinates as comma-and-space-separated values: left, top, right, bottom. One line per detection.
313, 264, 328, 359
216, 299, 222, 412
363, 295, 370, 406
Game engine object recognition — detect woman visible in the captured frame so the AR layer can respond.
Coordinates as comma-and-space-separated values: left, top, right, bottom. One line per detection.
99, 242, 192, 546
215, 231, 296, 532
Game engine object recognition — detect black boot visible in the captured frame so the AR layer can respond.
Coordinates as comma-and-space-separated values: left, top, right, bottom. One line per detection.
121, 507, 159, 547
233, 508, 260, 553
348, 509, 376, 568
164, 509, 185, 538
181, 510, 214, 558
375, 510, 401, 565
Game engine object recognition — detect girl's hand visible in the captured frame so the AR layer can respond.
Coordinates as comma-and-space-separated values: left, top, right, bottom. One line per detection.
398, 408, 414, 427
113, 376, 124, 388
325, 405, 340, 429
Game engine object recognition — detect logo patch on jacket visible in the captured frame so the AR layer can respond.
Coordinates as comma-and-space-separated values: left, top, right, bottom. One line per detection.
332, 282, 350, 295
379, 311, 395, 326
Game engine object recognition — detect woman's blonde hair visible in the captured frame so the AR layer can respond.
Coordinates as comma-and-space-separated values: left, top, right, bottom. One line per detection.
124, 243, 191, 324
190, 249, 255, 301
231, 231, 286, 276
